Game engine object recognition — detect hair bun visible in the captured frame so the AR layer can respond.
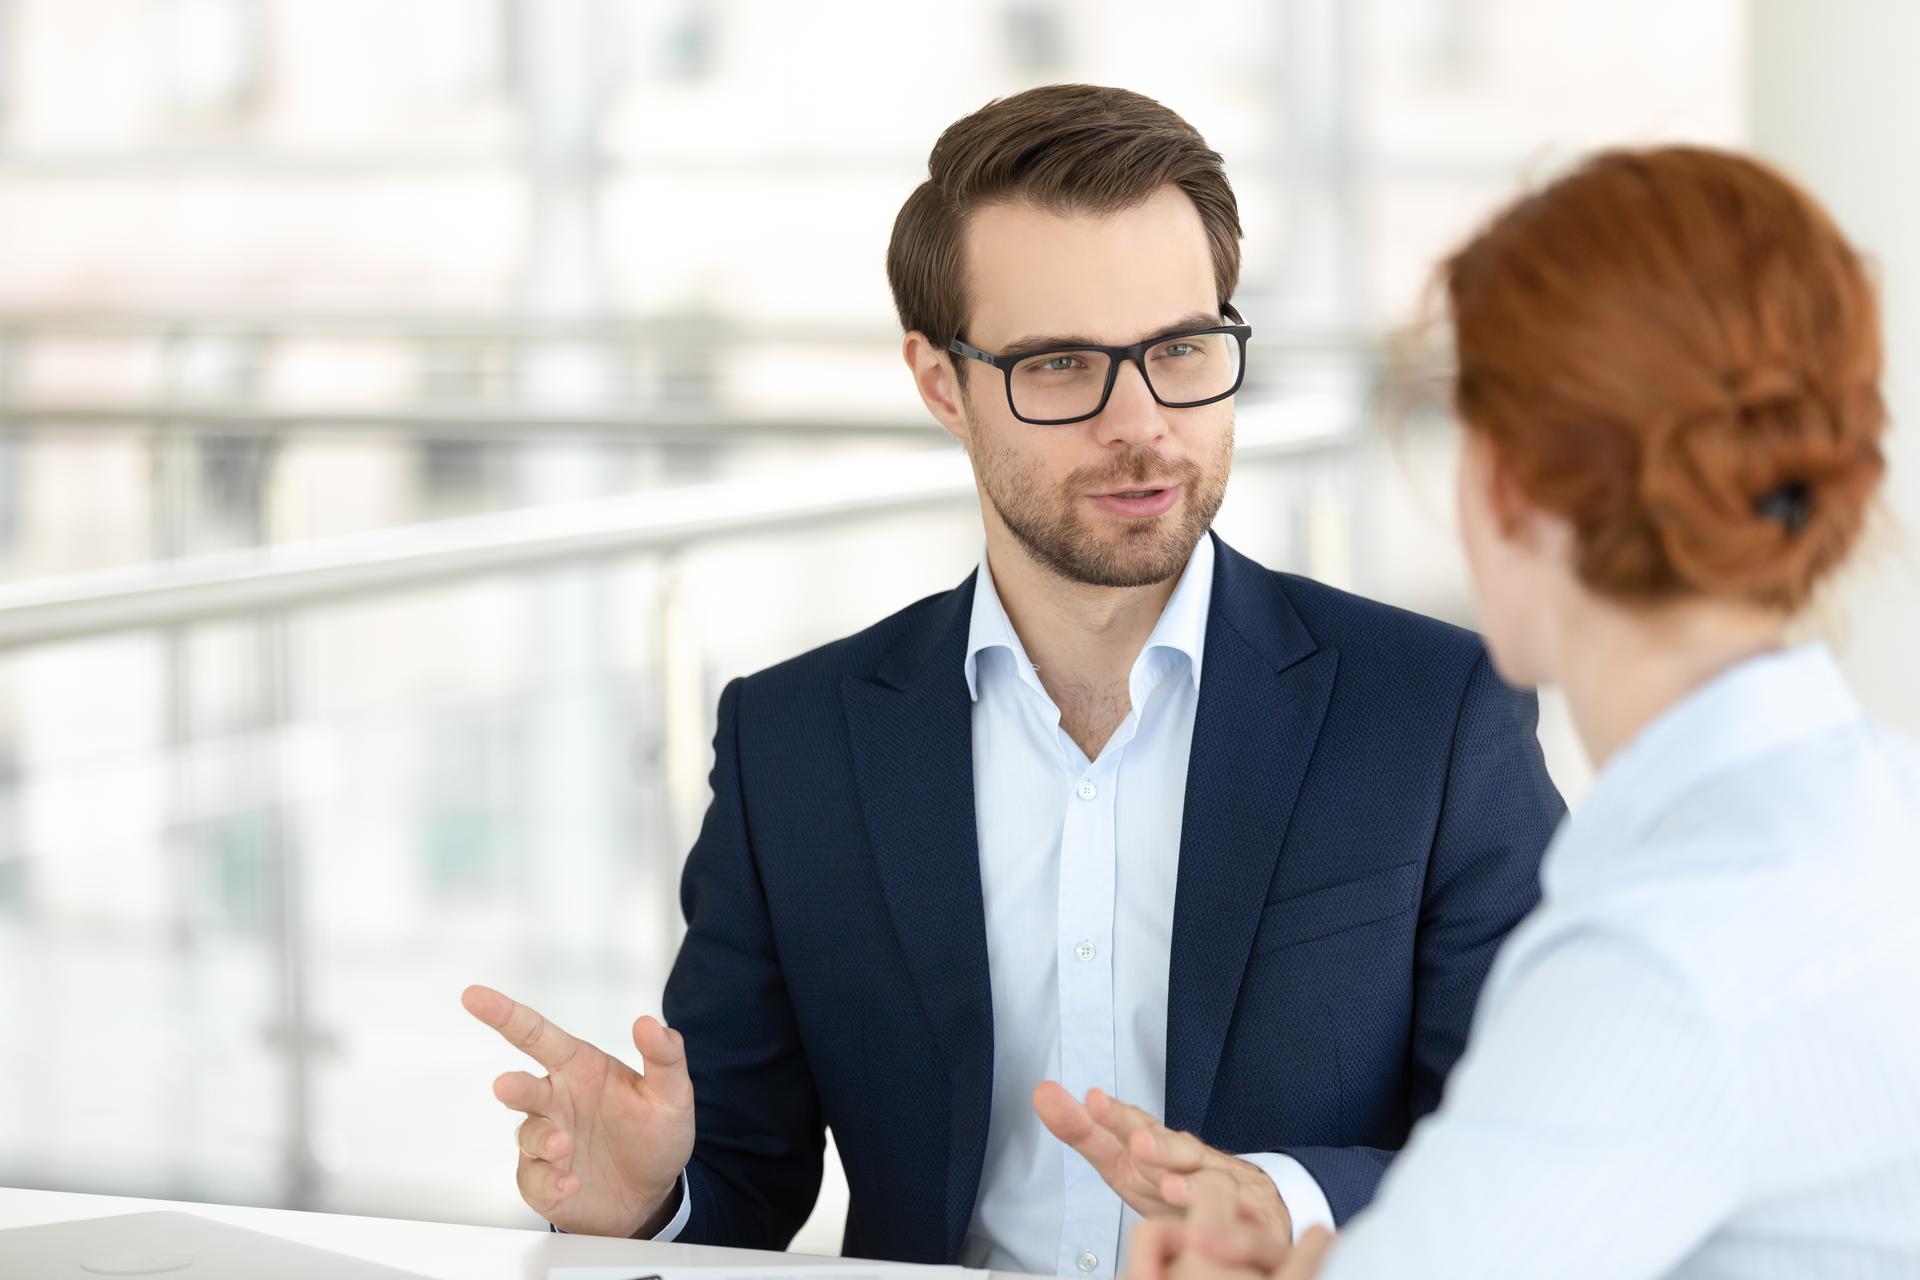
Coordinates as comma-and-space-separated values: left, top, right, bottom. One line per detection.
1640, 377, 1885, 607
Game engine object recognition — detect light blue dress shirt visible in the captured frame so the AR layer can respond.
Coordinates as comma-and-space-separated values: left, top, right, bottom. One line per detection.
958, 535, 1331, 1278
1326, 643, 1920, 1278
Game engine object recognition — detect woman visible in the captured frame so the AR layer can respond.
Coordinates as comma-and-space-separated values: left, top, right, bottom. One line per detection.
1132, 146, 1920, 1277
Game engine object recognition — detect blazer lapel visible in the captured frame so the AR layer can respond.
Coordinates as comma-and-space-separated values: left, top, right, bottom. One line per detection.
842, 574, 993, 1261
1165, 538, 1337, 1133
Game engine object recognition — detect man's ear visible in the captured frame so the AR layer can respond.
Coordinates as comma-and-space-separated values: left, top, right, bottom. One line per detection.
903, 331, 971, 444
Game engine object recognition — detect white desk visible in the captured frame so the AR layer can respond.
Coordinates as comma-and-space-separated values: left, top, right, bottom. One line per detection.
0, 1187, 1026, 1280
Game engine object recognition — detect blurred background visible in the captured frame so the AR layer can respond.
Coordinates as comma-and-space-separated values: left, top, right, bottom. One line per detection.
0, 0, 1913, 1255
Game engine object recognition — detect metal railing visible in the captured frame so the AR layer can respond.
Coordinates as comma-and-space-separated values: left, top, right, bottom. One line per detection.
0, 403, 940, 442
0, 404, 1356, 649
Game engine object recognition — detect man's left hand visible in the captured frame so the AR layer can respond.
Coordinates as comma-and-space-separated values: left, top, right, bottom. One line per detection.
1126, 1170, 1332, 1280
1032, 1082, 1293, 1241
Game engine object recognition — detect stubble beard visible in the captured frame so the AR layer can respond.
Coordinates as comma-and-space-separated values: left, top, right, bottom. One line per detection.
967, 406, 1234, 589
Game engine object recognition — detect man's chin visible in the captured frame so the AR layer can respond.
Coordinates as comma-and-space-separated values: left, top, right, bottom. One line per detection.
1056, 529, 1199, 589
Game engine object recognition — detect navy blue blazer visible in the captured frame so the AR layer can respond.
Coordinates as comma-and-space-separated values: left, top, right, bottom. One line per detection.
661, 533, 1565, 1262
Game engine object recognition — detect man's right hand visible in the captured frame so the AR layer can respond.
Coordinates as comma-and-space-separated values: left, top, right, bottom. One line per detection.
461, 984, 696, 1239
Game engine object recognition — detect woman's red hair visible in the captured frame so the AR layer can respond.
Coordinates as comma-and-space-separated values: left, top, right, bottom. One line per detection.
1445, 146, 1887, 611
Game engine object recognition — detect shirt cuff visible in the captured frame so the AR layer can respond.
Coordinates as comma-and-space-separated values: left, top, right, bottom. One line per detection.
650, 1168, 693, 1241
1237, 1152, 1337, 1245
548, 1168, 692, 1241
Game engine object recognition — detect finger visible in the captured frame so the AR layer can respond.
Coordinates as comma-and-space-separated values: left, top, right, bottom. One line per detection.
463, 985, 583, 1073
1183, 1168, 1243, 1236
1160, 1167, 1240, 1212
1086, 1088, 1164, 1148
1131, 1122, 1216, 1176
1184, 1168, 1283, 1265
1275, 1227, 1335, 1280
516, 1115, 570, 1163
1180, 1171, 1292, 1273
1187, 1220, 1292, 1274
1166, 1240, 1261, 1280
516, 1153, 579, 1210
1159, 1165, 1270, 1217
1124, 1219, 1184, 1280
1033, 1081, 1131, 1182
632, 1016, 694, 1110
491, 1070, 554, 1116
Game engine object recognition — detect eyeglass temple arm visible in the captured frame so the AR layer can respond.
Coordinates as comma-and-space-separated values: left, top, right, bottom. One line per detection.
947, 337, 1001, 366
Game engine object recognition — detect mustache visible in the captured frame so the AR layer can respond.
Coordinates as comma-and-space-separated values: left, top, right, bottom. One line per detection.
1068, 449, 1202, 492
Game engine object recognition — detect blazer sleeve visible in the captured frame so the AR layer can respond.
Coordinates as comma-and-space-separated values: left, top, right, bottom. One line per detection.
1281, 650, 1566, 1222
661, 676, 826, 1249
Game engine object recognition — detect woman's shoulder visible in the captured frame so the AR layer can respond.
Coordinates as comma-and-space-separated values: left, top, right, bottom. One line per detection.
1540, 719, 1920, 1028
1658, 715, 1920, 872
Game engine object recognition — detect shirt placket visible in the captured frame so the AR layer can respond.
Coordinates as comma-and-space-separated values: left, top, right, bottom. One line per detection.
1055, 745, 1119, 1278
1053, 676, 1158, 1280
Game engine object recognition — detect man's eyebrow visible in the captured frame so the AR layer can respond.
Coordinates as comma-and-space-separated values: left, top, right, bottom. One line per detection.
997, 310, 1225, 357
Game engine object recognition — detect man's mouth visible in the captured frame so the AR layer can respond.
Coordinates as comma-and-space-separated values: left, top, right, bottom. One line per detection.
1088, 484, 1183, 518
1093, 484, 1174, 498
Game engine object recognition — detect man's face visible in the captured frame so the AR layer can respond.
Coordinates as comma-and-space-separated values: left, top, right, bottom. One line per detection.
954, 185, 1236, 589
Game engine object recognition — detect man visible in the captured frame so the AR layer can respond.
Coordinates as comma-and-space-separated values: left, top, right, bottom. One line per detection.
463, 84, 1564, 1276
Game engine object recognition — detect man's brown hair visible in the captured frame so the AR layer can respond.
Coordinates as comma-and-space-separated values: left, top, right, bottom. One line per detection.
885, 84, 1243, 358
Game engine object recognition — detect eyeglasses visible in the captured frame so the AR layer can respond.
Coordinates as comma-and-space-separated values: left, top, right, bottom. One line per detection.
948, 304, 1251, 426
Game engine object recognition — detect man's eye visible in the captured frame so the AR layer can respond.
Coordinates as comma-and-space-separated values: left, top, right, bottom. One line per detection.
1039, 356, 1081, 372
1158, 342, 1198, 358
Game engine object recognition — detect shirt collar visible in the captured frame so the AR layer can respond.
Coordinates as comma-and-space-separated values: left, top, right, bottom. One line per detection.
1549, 641, 1863, 874
963, 533, 1215, 703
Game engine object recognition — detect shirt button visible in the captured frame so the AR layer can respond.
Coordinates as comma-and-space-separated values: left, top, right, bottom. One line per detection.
1076, 780, 1096, 800
1074, 940, 1097, 962
1076, 1252, 1099, 1273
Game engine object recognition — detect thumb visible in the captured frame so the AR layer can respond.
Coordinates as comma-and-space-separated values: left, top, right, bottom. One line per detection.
1032, 1080, 1096, 1145
1034, 1081, 1129, 1184
1276, 1226, 1335, 1280
632, 1015, 695, 1109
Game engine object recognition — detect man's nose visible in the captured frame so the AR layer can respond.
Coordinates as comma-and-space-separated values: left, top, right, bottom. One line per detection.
1095, 359, 1167, 448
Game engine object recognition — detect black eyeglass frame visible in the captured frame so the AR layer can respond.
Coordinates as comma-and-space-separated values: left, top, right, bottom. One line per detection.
948, 303, 1252, 426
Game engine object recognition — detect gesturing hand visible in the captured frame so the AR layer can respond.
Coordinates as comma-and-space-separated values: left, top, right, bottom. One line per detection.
1126, 1169, 1334, 1280
461, 984, 696, 1239
1033, 1082, 1293, 1241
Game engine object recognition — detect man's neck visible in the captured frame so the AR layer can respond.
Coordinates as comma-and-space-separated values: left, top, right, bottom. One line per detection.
984, 529, 1188, 753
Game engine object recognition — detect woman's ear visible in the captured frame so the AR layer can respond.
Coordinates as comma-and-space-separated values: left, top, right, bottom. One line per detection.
1476, 435, 1539, 545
